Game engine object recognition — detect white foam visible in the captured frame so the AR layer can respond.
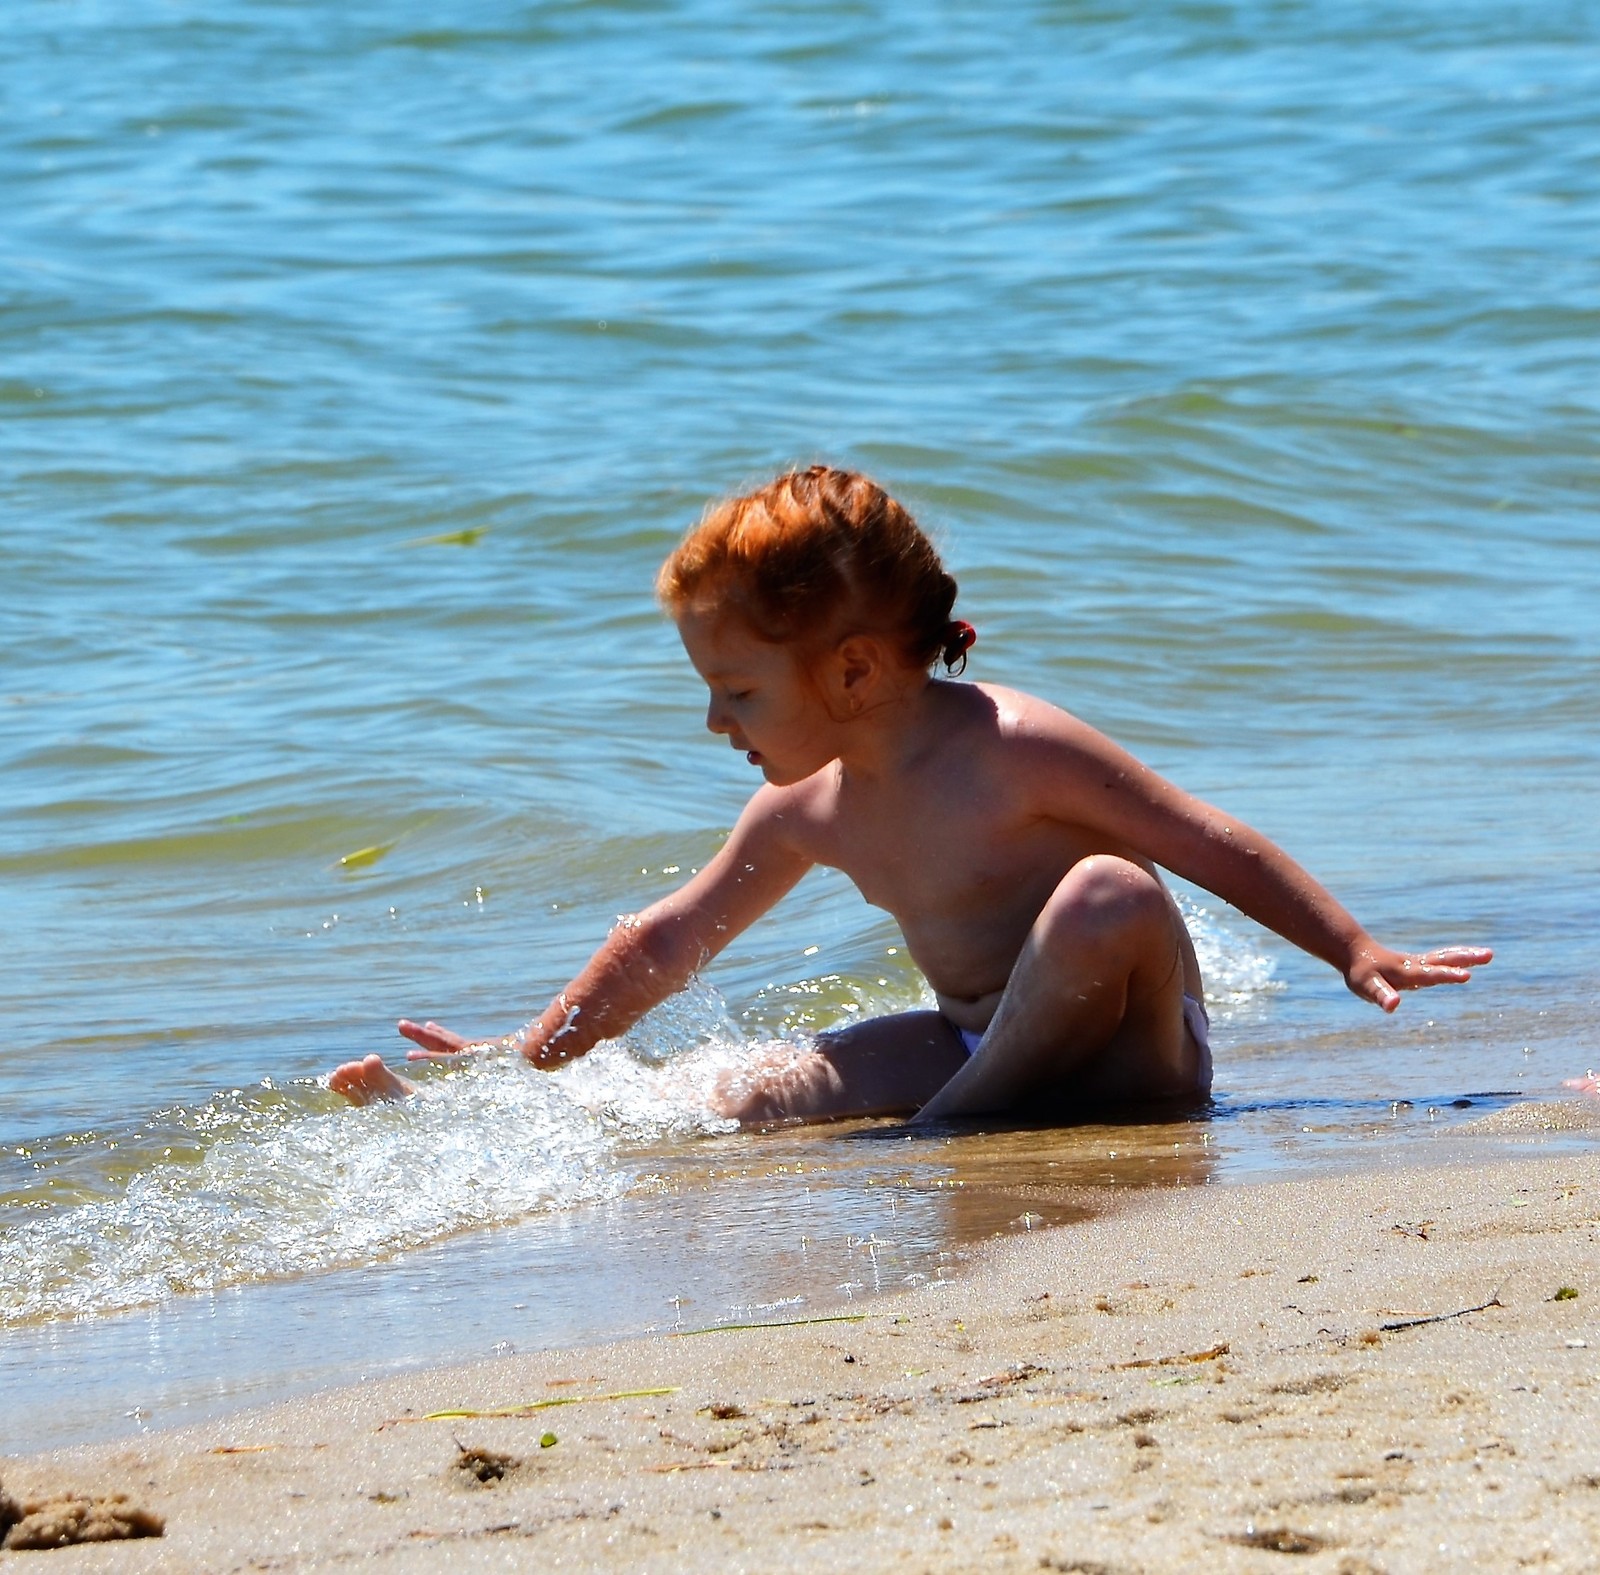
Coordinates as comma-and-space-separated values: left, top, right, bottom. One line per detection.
0, 993, 748, 1327
1175, 892, 1281, 1010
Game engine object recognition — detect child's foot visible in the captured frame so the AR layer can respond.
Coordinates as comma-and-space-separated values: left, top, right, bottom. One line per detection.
708, 1047, 845, 1126
329, 1054, 417, 1105
1563, 1071, 1600, 1096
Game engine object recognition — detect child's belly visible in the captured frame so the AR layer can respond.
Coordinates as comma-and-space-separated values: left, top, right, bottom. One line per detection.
883, 870, 1075, 1007
883, 856, 1202, 1024
827, 811, 1195, 1007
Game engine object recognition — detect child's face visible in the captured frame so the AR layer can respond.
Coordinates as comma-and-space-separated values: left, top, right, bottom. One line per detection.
675, 603, 843, 786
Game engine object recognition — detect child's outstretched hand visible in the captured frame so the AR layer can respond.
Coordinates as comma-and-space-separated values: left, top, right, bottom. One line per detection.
397, 1018, 493, 1061
1344, 942, 1493, 1012
397, 1015, 574, 1067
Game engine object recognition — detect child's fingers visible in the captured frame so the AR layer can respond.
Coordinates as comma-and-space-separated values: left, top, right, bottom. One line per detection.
1353, 944, 1489, 1010
1407, 963, 1470, 984
1391, 962, 1468, 990
1422, 946, 1494, 968
1384, 952, 1487, 994
396, 1017, 470, 1055
1366, 976, 1401, 1012
1350, 966, 1400, 1010
1411, 954, 1489, 985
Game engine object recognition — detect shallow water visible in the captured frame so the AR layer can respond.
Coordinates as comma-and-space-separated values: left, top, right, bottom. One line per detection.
4, 0, 1599, 1450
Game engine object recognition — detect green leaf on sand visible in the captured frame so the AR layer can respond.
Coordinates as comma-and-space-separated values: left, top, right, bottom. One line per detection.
674, 1312, 869, 1337
419, 1387, 680, 1420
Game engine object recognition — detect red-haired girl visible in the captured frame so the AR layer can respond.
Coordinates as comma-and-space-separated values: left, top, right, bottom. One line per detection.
331, 467, 1490, 1123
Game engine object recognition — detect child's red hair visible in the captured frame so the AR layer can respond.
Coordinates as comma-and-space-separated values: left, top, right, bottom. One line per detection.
658, 466, 973, 672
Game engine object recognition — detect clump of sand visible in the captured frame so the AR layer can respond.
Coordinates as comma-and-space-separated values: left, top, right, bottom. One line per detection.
0, 1477, 163, 1550
1464, 1100, 1600, 1134
451, 1441, 520, 1486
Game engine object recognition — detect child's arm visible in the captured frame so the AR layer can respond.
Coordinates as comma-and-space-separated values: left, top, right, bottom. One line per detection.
1029, 715, 1491, 1008
399, 787, 814, 1068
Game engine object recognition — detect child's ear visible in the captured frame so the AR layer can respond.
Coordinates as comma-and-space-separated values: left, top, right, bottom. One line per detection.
833, 635, 883, 713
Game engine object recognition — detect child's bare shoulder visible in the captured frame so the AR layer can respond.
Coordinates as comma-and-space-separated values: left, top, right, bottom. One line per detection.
735, 776, 840, 847
969, 682, 1117, 754
959, 682, 1151, 800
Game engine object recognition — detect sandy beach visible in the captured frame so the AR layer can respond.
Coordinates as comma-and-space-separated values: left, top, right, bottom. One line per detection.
6, 1138, 1599, 1572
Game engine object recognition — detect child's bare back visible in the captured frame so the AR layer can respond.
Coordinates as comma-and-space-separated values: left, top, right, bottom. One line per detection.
331, 467, 1491, 1125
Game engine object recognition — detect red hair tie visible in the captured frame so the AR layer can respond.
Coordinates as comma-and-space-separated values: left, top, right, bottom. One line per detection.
942, 619, 976, 675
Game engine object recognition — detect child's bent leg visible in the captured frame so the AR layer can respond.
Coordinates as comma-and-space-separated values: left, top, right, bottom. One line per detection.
329, 1054, 416, 1105
915, 855, 1201, 1123
709, 1011, 970, 1126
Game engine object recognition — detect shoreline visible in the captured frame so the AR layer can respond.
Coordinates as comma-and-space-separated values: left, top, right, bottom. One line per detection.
6, 1146, 1600, 1568
11, 1099, 1597, 1461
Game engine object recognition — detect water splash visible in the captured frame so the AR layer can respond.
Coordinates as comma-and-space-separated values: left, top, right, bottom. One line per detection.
0, 985, 748, 1328
1177, 892, 1281, 1010
0, 921, 1275, 1328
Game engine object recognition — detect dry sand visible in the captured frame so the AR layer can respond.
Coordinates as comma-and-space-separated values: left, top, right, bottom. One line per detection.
6, 1142, 1600, 1572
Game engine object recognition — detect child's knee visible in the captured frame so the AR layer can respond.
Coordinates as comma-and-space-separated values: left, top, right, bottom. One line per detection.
1040, 855, 1170, 952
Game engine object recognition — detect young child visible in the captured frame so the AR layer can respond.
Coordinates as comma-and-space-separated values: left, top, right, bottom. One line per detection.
330, 466, 1491, 1124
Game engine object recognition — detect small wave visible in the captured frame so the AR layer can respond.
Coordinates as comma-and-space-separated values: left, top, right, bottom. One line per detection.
0, 981, 748, 1328
0, 927, 1279, 1329
1176, 892, 1281, 1009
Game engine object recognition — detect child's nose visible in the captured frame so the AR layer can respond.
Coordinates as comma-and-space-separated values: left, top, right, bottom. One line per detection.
705, 699, 730, 735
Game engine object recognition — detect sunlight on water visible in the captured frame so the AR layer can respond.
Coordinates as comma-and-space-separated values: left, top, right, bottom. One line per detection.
1177, 893, 1280, 1010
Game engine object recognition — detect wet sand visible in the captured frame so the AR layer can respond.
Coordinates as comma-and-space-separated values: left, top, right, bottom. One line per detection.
6, 1143, 1599, 1570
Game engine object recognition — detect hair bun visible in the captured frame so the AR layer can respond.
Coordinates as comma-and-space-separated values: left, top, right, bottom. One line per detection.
941, 619, 976, 675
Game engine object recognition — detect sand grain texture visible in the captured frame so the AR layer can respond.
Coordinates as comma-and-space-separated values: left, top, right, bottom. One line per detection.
6, 1152, 1599, 1572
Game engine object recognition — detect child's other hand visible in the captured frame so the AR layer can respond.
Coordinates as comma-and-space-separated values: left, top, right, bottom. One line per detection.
399, 1012, 583, 1069
1344, 943, 1494, 1012
397, 1018, 489, 1061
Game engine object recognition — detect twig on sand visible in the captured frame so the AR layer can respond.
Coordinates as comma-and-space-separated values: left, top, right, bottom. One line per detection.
1113, 1342, 1229, 1370
423, 1387, 680, 1419
673, 1313, 870, 1337
1380, 1292, 1504, 1333
378, 1387, 681, 1428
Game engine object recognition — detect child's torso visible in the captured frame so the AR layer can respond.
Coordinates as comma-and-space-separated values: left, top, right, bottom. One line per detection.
783, 683, 1200, 1026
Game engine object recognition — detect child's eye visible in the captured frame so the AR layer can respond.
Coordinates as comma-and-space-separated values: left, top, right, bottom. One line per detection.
728, 689, 754, 702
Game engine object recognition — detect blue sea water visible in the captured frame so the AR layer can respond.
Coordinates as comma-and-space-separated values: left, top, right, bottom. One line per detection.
3, 0, 1598, 1450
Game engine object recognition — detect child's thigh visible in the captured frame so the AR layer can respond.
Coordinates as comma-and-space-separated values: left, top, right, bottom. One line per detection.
812, 1010, 971, 1118
927, 860, 1201, 1118
1055, 984, 1205, 1106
